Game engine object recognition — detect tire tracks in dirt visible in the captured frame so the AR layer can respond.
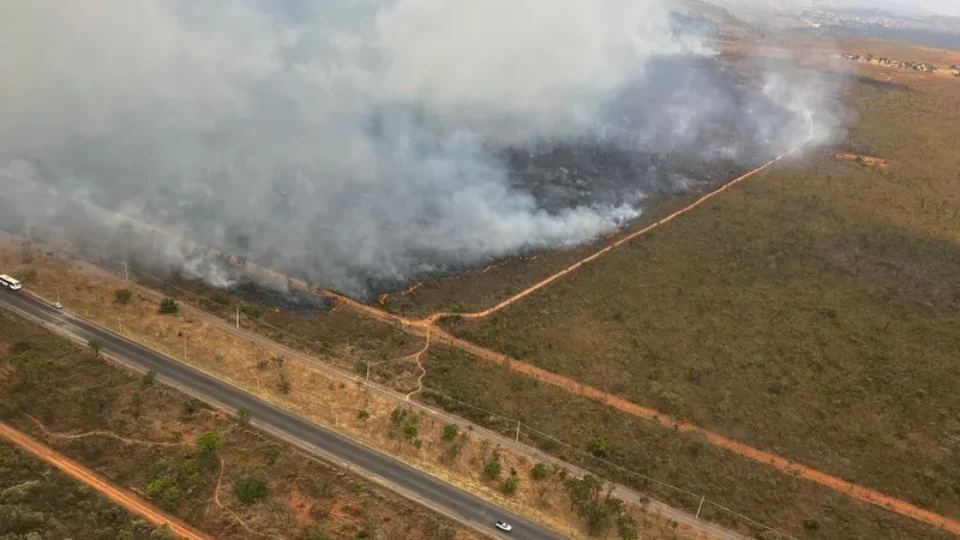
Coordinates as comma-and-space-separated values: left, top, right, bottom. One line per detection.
214, 456, 266, 537
22, 415, 265, 538
0, 421, 214, 540
405, 327, 431, 402
26, 414, 182, 447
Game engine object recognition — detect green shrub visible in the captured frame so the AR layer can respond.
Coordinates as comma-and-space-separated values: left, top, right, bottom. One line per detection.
240, 304, 262, 319
141, 369, 157, 386
588, 436, 609, 457
390, 407, 408, 426
158, 298, 179, 314
501, 475, 518, 495
195, 431, 222, 456
146, 475, 181, 510
483, 456, 502, 479
234, 477, 268, 504
441, 424, 459, 441
115, 289, 133, 305
531, 463, 549, 481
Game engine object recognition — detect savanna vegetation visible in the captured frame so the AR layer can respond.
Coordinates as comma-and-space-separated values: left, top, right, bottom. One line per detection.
439, 72, 960, 532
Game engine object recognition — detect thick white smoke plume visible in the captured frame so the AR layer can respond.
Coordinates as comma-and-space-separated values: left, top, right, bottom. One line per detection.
0, 0, 839, 297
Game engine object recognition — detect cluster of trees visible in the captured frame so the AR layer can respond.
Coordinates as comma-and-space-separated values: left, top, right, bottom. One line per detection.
564, 475, 638, 540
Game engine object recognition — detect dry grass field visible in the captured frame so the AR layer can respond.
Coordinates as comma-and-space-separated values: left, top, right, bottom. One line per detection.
441, 67, 960, 532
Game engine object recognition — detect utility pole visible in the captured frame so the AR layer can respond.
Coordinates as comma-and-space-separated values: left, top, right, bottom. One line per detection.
515, 420, 521, 443
183, 337, 187, 360
695, 495, 705, 519
123, 261, 129, 281
54, 287, 60, 304
365, 361, 371, 385
235, 307, 240, 328
118, 318, 122, 333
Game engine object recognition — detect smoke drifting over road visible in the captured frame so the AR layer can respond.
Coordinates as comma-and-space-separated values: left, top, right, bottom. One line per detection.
0, 0, 840, 297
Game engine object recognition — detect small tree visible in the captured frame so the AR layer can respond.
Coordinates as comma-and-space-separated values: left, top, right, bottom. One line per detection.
588, 436, 609, 457
483, 456, 502, 479
531, 463, 549, 481
142, 369, 157, 386
390, 407, 408, 426
88, 339, 103, 356
355, 360, 369, 378
115, 289, 133, 305
356, 410, 370, 423
158, 297, 179, 314
402, 423, 419, 443
234, 477, 268, 504
237, 407, 251, 426
196, 431, 222, 457
501, 475, 518, 495
441, 424, 459, 441
240, 304, 262, 319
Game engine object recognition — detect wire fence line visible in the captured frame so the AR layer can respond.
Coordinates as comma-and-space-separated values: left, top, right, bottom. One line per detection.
31, 245, 797, 540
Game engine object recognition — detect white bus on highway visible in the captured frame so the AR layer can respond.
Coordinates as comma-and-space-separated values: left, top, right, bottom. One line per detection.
0, 274, 22, 291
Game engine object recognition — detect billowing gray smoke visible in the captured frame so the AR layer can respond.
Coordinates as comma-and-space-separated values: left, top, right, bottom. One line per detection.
0, 0, 840, 297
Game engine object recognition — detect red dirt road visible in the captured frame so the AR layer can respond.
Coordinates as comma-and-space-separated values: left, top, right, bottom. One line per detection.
0, 422, 213, 540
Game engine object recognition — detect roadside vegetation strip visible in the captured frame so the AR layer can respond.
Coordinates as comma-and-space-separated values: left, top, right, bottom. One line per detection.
0, 422, 214, 540
6, 260, 737, 540
82, 247, 960, 538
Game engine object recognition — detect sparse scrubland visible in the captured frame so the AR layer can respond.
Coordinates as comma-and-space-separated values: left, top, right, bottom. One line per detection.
438, 72, 960, 535
0, 440, 172, 540
0, 311, 481, 540
0, 260, 701, 540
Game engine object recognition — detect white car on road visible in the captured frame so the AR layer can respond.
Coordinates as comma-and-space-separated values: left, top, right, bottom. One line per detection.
494, 520, 513, 533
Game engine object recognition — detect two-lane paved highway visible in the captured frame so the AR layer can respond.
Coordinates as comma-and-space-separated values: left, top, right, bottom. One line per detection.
0, 290, 567, 540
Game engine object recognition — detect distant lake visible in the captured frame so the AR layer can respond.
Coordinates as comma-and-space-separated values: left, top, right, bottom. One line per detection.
823, 25, 960, 50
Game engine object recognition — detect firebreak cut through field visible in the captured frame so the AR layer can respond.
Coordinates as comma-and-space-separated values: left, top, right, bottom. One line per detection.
443, 65, 960, 528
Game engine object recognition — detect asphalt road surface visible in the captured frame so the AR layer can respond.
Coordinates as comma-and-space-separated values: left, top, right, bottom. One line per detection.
0, 290, 568, 540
